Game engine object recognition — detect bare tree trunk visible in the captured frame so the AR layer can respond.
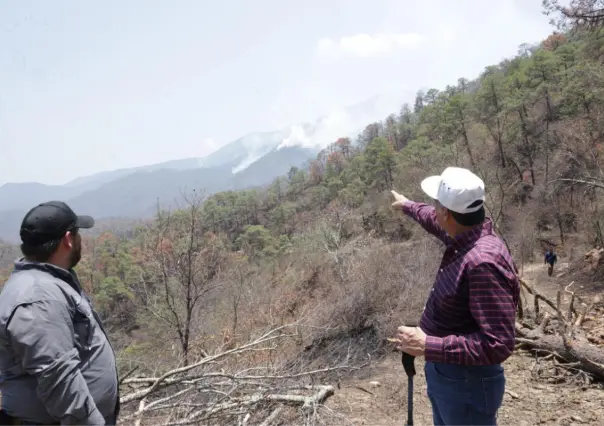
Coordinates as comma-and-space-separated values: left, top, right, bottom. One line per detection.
460, 122, 476, 169
545, 120, 550, 185
518, 108, 536, 185
147, 189, 223, 368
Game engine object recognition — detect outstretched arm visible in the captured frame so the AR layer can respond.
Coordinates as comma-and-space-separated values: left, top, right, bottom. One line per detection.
423, 262, 518, 365
7, 300, 106, 425
399, 200, 449, 243
391, 190, 448, 243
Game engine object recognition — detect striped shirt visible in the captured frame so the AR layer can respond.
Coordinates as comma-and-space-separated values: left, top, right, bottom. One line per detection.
402, 201, 520, 366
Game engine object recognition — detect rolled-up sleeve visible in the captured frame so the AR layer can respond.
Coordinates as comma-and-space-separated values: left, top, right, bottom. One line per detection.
6, 300, 105, 425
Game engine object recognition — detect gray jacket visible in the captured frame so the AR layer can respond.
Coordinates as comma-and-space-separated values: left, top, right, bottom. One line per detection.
0, 259, 120, 425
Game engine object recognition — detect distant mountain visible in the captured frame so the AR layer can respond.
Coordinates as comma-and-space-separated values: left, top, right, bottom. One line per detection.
0, 157, 211, 214
65, 157, 206, 190
67, 165, 234, 218
230, 146, 317, 189
0, 145, 318, 243
0, 92, 411, 242
200, 130, 291, 171
0, 182, 82, 212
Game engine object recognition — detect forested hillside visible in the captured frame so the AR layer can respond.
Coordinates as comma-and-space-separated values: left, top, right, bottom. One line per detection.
0, 93, 404, 243
2, 3, 604, 424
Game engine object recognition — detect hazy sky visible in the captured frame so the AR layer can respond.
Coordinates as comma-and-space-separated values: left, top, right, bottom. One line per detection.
1, 0, 556, 185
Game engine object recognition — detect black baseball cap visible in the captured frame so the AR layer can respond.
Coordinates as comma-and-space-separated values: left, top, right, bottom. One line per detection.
20, 201, 95, 245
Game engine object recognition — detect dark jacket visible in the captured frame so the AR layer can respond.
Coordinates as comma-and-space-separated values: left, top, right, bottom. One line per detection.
0, 259, 119, 425
544, 251, 557, 265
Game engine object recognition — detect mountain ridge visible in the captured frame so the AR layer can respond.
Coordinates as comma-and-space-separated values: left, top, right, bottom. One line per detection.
0, 92, 411, 242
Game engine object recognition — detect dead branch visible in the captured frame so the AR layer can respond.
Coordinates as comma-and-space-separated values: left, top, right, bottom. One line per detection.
515, 274, 604, 382
516, 332, 604, 380
123, 365, 355, 387
532, 312, 552, 339
134, 399, 146, 426
167, 385, 335, 426
549, 177, 604, 191
516, 310, 604, 382
119, 366, 139, 385
564, 282, 576, 322
258, 407, 282, 426
119, 323, 358, 425
519, 278, 571, 319
575, 294, 602, 327
121, 324, 294, 404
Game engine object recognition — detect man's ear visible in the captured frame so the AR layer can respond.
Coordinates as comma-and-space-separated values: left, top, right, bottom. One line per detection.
62, 231, 75, 249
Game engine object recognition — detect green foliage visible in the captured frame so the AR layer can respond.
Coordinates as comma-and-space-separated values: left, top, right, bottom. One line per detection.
69, 23, 604, 369
96, 276, 135, 310
85, 26, 604, 268
363, 136, 396, 191
236, 224, 293, 260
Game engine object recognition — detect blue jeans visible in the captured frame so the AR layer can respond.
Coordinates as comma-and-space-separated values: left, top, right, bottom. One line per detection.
424, 361, 505, 425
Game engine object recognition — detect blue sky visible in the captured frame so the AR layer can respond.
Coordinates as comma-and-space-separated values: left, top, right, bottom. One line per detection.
1, 0, 556, 185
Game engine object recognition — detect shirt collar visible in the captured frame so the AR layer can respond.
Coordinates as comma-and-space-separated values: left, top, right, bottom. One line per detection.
448, 218, 494, 251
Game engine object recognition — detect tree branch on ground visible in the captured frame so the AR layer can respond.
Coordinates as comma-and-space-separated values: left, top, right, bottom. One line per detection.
515, 278, 604, 382
119, 323, 361, 425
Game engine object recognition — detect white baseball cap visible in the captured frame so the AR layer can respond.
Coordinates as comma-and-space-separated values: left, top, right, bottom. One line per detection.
420, 167, 485, 214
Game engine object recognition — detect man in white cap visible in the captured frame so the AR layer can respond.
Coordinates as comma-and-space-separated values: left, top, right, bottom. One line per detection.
390, 167, 519, 425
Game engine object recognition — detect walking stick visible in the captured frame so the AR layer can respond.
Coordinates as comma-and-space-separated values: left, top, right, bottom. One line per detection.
402, 352, 416, 425
389, 324, 418, 425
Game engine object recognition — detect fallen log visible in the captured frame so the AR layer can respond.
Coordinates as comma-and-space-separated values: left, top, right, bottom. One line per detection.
515, 275, 604, 382
516, 327, 604, 381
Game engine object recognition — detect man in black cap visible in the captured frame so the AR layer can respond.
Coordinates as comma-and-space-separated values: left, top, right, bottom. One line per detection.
0, 201, 120, 425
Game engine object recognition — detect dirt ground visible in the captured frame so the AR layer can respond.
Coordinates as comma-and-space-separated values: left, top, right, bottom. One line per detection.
323, 262, 604, 425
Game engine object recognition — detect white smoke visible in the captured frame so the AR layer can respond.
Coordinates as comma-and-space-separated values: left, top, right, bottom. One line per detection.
231, 152, 266, 173
276, 92, 412, 151
230, 130, 293, 173
228, 92, 414, 173
277, 106, 354, 150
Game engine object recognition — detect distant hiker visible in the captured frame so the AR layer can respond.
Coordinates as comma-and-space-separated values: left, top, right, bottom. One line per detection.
0, 201, 120, 425
545, 248, 557, 276
390, 167, 520, 426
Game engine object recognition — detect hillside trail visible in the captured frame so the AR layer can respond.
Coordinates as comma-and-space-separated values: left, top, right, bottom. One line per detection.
324, 261, 604, 425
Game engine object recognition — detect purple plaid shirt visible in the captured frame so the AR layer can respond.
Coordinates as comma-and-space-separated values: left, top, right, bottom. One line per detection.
402, 201, 520, 366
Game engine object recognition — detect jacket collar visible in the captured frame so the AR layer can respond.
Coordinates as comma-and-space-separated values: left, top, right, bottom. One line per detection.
13, 257, 83, 294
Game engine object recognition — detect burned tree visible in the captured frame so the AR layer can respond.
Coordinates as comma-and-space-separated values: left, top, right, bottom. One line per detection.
141, 189, 229, 367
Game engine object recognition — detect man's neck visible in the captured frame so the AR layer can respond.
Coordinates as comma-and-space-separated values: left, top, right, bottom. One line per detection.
448, 223, 481, 238
25, 256, 70, 271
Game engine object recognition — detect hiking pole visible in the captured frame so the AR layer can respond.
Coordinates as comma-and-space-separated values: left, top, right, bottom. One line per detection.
402, 351, 416, 425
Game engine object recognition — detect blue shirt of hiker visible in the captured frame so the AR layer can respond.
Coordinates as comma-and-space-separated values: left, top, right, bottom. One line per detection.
544, 251, 557, 266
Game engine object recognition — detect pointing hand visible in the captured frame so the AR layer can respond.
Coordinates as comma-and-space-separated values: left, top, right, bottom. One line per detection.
391, 190, 409, 209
